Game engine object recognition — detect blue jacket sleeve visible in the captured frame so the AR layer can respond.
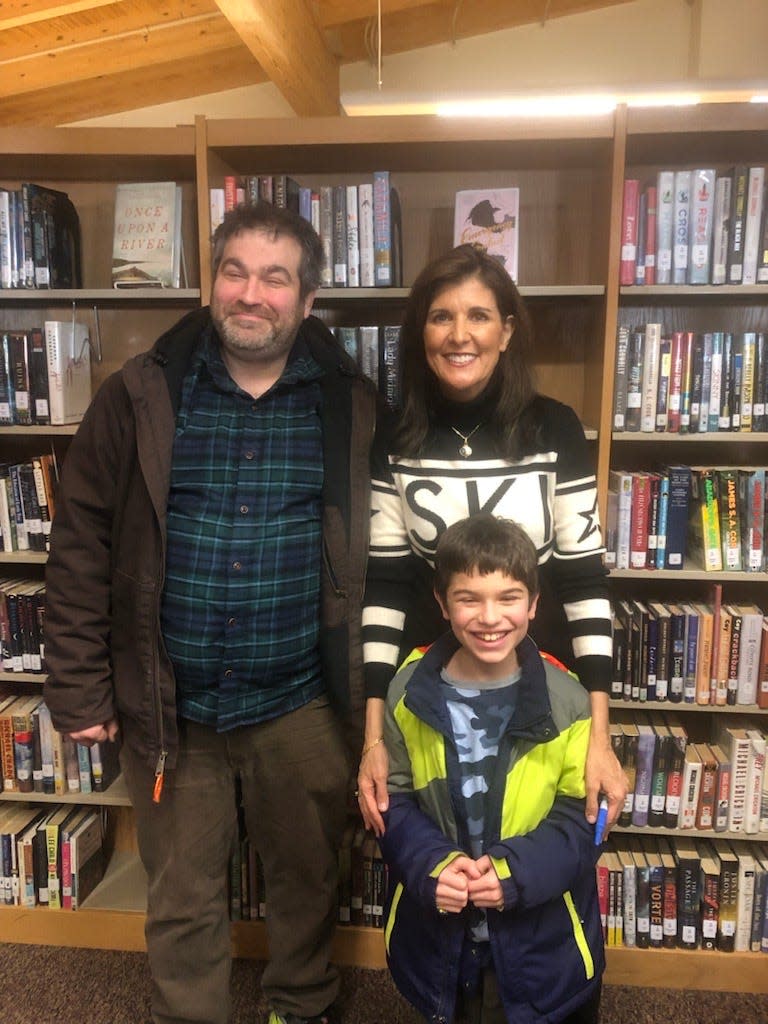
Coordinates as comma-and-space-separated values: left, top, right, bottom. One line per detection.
488, 795, 600, 910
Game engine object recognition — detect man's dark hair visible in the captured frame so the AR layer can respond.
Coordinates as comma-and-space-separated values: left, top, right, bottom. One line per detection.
433, 512, 539, 602
211, 201, 324, 299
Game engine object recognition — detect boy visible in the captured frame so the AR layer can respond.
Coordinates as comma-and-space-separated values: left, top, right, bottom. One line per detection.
379, 513, 605, 1024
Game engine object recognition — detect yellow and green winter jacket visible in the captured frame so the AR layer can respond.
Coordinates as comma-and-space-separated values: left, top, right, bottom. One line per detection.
380, 631, 605, 1024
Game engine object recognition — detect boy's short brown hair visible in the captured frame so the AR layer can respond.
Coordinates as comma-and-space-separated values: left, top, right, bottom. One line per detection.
433, 513, 539, 601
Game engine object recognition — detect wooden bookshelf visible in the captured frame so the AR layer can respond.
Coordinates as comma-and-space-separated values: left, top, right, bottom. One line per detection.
1, 106, 767, 993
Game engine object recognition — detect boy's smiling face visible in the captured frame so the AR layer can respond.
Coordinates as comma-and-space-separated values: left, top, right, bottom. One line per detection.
435, 568, 538, 682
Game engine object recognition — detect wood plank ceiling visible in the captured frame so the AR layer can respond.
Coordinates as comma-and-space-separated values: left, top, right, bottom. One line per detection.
0, 0, 632, 125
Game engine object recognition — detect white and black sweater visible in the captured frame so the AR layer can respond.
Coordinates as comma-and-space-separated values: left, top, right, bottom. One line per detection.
363, 392, 612, 700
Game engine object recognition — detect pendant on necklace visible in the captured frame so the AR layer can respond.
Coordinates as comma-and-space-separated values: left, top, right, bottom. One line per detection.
450, 422, 483, 459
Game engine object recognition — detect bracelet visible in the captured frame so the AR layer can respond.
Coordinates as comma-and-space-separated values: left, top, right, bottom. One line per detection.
361, 736, 384, 758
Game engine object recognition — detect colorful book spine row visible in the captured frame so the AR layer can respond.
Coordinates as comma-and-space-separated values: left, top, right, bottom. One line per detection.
0, 456, 58, 554
0, 694, 119, 796
611, 594, 768, 707
0, 801, 106, 910
612, 326, 767, 434
228, 821, 386, 930
211, 170, 401, 289
0, 322, 93, 428
0, 578, 45, 671
598, 834, 768, 954
605, 465, 766, 573
332, 324, 401, 409
620, 166, 768, 288
611, 709, 767, 833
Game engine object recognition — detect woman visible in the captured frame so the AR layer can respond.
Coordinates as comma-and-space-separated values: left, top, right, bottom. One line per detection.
358, 243, 625, 835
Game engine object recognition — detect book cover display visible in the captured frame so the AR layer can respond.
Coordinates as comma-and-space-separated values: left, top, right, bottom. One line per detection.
112, 181, 183, 288
453, 188, 519, 281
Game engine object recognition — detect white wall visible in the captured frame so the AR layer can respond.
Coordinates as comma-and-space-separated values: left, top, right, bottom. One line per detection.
72, 0, 768, 127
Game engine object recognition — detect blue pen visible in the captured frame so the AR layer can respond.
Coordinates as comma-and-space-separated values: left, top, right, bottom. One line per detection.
594, 797, 609, 845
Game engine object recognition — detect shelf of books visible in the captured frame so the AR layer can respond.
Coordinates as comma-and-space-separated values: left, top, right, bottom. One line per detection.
0, 127, 206, 961
597, 101, 768, 991
195, 111, 614, 432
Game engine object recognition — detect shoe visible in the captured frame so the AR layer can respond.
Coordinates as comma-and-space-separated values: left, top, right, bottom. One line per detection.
267, 1010, 337, 1024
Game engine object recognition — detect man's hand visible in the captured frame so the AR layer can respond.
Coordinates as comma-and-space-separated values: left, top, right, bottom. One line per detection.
68, 718, 119, 747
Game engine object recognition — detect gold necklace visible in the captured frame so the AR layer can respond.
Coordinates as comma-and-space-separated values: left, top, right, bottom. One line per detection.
449, 422, 483, 458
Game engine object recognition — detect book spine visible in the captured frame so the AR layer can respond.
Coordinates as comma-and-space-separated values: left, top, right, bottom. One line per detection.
318, 186, 333, 289
622, 180, 638, 284
345, 184, 360, 287
331, 185, 348, 287
710, 174, 732, 285
742, 166, 765, 284
372, 171, 392, 287
727, 165, 748, 283
357, 183, 375, 288
644, 185, 657, 285
672, 170, 691, 285
655, 171, 675, 284
612, 325, 630, 431
687, 169, 716, 284
640, 324, 662, 432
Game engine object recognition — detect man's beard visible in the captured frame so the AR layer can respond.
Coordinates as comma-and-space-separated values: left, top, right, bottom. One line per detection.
213, 304, 300, 363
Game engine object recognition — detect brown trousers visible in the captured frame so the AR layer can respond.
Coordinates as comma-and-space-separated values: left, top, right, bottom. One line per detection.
122, 698, 351, 1024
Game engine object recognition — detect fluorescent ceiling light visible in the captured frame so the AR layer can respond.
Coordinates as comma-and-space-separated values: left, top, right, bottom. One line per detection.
436, 94, 617, 118
625, 92, 701, 107
750, 94, 768, 103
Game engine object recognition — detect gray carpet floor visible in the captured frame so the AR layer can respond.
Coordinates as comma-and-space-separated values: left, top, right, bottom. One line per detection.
2, 944, 766, 1024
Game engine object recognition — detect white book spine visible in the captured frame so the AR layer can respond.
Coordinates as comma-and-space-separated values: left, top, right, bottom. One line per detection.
640, 324, 662, 432
655, 171, 675, 284
687, 169, 716, 284
357, 183, 375, 288
345, 184, 360, 287
672, 170, 691, 284
0, 190, 11, 290
744, 731, 765, 834
742, 166, 765, 285
736, 611, 763, 704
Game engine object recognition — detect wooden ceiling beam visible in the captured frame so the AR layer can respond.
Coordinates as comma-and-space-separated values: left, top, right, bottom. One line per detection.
0, 16, 249, 98
0, 0, 117, 32
1, 0, 220, 62
214, 0, 340, 116
0, 46, 263, 125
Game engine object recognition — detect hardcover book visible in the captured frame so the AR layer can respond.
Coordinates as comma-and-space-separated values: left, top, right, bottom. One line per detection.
687, 169, 716, 284
112, 181, 183, 288
727, 166, 749, 283
710, 174, 732, 285
619, 179, 640, 286
655, 171, 675, 284
44, 320, 92, 425
454, 187, 520, 282
672, 170, 691, 285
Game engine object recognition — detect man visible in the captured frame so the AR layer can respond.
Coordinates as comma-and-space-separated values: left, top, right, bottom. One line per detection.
43, 202, 377, 1024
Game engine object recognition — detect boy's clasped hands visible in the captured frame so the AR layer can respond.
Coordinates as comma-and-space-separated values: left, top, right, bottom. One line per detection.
435, 854, 504, 914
